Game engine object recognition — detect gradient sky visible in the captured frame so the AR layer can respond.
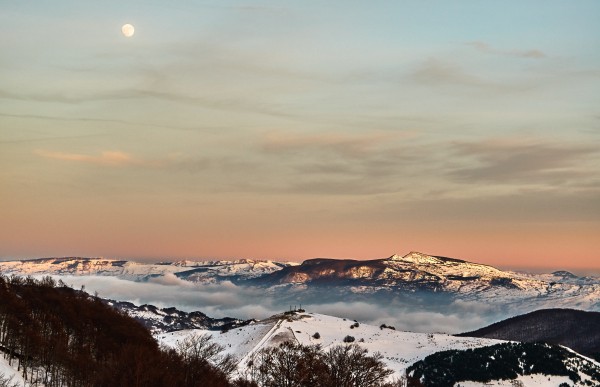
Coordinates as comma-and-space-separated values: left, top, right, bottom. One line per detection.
1, 1, 599, 270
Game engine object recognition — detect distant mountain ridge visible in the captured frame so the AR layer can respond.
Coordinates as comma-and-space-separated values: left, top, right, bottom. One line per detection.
246, 251, 542, 291
0, 256, 296, 282
1, 252, 600, 316
458, 308, 600, 361
106, 299, 252, 334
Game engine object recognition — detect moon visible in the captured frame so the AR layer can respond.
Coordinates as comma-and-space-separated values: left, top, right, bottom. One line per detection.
121, 24, 135, 38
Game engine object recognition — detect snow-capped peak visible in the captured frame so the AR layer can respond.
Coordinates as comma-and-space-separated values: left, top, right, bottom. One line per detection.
398, 251, 441, 264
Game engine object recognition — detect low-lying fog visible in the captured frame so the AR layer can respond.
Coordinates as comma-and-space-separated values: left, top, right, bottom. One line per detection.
43, 274, 539, 334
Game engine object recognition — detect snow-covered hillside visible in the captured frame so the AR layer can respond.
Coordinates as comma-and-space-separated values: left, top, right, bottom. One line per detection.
157, 311, 504, 379
157, 311, 600, 386
0, 356, 26, 387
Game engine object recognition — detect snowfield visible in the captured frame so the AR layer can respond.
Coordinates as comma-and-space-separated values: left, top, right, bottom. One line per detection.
157, 312, 505, 379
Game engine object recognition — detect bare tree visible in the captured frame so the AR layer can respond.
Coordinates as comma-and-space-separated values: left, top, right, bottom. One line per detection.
245, 341, 394, 387
325, 344, 393, 387
176, 333, 237, 376
248, 341, 326, 387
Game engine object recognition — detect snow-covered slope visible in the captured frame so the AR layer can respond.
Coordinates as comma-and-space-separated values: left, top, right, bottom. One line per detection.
0, 356, 26, 387
157, 311, 504, 379
157, 311, 600, 386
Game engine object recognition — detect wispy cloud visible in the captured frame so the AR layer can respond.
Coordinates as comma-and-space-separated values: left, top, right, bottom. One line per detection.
0, 87, 296, 121
35, 150, 137, 166
449, 139, 599, 185
409, 52, 571, 94
262, 131, 399, 157
466, 41, 546, 59
33, 149, 218, 176
0, 112, 186, 132
256, 130, 443, 195
369, 189, 600, 223
0, 133, 105, 145
411, 58, 535, 93
413, 58, 485, 87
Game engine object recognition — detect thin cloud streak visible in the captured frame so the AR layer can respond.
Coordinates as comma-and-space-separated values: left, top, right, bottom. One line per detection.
0, 87, 297, 121
0, 133, 105, 145
33, 149, 215, 171
449, 139, 600, 185
364, 189, 600, 223
262, 131, 402, 157
0, 112, 188, 132
411, 58, 535, 92
466, 41, 546, 59
35, 150, 137, 167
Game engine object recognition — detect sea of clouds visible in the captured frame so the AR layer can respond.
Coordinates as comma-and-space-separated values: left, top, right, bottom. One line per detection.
39, 274, 536, 334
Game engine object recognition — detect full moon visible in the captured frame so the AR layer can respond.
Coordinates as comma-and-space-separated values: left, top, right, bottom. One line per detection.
121, 24, 135, 37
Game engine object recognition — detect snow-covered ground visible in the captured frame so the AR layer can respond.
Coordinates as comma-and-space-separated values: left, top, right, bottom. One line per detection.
0, 356, 26, 386
157, 311, 600, 386
157, 312, 504, 379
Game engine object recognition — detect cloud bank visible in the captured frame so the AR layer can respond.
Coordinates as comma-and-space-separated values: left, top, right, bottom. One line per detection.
46, 275, 525, 334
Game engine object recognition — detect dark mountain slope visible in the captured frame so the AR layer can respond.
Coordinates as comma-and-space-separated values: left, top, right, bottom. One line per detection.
246, 257, 389, 286
242, 252, 550, 296
458, 308, 600, 360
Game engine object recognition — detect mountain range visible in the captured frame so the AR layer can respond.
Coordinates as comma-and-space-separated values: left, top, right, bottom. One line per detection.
1, 252, 599, 314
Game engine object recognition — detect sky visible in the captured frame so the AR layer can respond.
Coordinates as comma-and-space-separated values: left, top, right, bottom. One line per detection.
1, 1, 599, 270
